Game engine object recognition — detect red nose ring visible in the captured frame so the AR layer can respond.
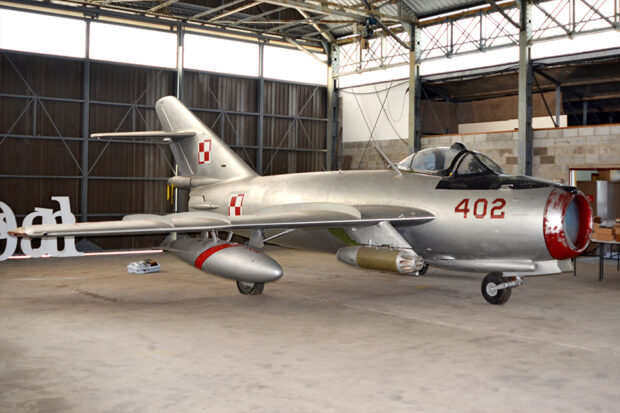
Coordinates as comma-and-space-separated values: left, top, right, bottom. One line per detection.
543, 188, 593, 260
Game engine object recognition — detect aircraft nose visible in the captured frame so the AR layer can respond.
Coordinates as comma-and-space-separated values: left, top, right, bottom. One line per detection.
543, 188, 593, 260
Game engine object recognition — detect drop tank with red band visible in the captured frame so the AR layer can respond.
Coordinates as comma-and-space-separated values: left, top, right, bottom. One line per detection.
165, 238, 283, 285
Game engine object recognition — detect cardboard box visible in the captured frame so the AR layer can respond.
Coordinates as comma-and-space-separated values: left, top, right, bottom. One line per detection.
616, 233, 620, 242
598, 170, 611, 181
594, 226, 614, 236
577, 181, 597, 216
594, 233, 615, 242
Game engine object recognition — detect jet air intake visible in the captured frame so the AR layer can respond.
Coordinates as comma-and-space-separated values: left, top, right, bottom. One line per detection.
166, 238, 283, 283
543, 188, 593, 260
337, 246, 424, 274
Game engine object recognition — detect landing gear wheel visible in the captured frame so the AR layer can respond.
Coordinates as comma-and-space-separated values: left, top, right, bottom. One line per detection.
417, 264, 429, 276
481, 272, 512, 305
236, 281, 264, 295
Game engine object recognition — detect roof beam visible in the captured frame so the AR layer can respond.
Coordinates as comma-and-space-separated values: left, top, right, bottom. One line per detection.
147, 0, 180, 13
566, 92, 620, 102
285, 37, 326, 64
232, 6, 288, 25
255, 0, 366, 21
376, 20, 410, 50
189, 0, 246, 21
207, 1, 262, 23
361, 0, 410, 49
580, 0, 616, 28
216, 19, 352, 24
486, 0, 520, 30
533, 1, 571, 36
265, 15, 321, 34
297, 9, 335, 42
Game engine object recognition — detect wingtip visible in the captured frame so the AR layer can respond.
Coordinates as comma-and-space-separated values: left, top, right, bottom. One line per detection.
8, 227, 26, 238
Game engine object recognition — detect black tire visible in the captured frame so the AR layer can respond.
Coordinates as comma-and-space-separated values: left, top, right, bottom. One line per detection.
236, 281, 264, 295
481, 272, 512, 305
418, 264, 429, 276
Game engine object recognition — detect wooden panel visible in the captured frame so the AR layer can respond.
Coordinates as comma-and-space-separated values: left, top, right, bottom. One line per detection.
88, 141, 173, 178
263, 117, 290, 148
0, 138, 81, 176
222, 114, 257, 147
295, 120, 326, 150
0, 97, 35, 135
36, 100, 82, 137
184, 71, 258, 112
0, 52, 82, 99
0, 178, 80, 216
90, 62, 174, 105
264, 81, 326, 118
87, 179, 170, 215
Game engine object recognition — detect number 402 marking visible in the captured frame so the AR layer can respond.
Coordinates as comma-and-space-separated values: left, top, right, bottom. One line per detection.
455, 198, 506, 219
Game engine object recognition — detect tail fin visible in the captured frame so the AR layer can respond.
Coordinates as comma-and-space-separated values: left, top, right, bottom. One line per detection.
155, 96, 256, 180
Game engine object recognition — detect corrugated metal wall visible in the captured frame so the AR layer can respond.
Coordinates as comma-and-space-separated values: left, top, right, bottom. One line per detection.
0, 50, 328, 251
263, 81, 326, 174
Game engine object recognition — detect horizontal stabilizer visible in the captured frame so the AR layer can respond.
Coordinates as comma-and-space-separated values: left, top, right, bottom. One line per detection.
90, 131, 196, 140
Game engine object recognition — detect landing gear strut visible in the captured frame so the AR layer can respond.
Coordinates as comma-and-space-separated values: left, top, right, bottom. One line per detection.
236, 281, 264, 295
481, 272, 524, 305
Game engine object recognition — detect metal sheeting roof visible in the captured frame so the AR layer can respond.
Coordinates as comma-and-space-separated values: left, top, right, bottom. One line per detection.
402, 0, 487, 18
5, 1, 498, 50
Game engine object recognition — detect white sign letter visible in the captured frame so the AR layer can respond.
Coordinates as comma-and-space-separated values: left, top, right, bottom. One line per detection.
20, 208, 56, 258
0, 201, 18, 261
51, 196, 81, 257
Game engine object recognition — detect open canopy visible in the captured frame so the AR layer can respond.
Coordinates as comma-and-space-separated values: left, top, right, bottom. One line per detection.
397, 143, 504, 178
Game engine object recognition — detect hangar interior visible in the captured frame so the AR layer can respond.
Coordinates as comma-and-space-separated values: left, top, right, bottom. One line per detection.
0, 1, 619, 412
1, 0, 618, 249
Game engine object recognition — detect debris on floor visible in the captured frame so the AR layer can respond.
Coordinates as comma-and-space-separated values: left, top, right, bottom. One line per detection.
127, 259, 161, 274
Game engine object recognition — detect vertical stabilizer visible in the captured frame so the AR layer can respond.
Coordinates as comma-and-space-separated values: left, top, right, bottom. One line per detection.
155, 96, 256, 181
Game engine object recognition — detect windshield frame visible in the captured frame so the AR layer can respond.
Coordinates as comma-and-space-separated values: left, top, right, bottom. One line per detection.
399, 147, 466, 176
451, 151, 504, 177
397, 147, 504, 177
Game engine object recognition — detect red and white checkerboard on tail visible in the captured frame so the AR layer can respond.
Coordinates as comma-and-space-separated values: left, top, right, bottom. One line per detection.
198, 139, 212, 164
228, 194, 245, 217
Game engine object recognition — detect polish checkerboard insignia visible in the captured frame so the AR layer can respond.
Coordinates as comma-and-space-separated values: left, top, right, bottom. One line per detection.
228, 194, 245, 217
198, 139, 212, 164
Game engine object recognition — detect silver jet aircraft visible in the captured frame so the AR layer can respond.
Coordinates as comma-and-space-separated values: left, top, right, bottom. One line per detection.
10, 96, 593, 304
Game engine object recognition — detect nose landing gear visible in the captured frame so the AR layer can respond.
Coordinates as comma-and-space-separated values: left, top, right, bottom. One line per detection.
481, 272, 524, 305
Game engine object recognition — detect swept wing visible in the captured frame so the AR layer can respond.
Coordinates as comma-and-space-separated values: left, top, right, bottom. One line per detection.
10, 203, 434, 238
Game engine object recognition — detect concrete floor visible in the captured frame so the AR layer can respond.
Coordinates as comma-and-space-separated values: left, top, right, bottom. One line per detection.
1, 248, 619, 413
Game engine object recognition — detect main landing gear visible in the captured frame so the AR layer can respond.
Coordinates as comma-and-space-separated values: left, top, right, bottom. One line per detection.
481, 272, 524, 305
236, 281, 264, 295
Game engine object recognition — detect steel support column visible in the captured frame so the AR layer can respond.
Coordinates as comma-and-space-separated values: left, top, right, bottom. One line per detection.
176, 24, 184, 102
555, 84, 561, 127
407, 25, 421, 154
257, 42, 265, 175
80, 20, 91, 222
174, 24, 185, 213
326, 43, 338, 170
582, 101, 588, 125
517, 1, 533, 176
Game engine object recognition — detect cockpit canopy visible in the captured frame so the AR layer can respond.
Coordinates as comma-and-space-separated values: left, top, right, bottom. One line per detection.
397, 143, 504, 177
